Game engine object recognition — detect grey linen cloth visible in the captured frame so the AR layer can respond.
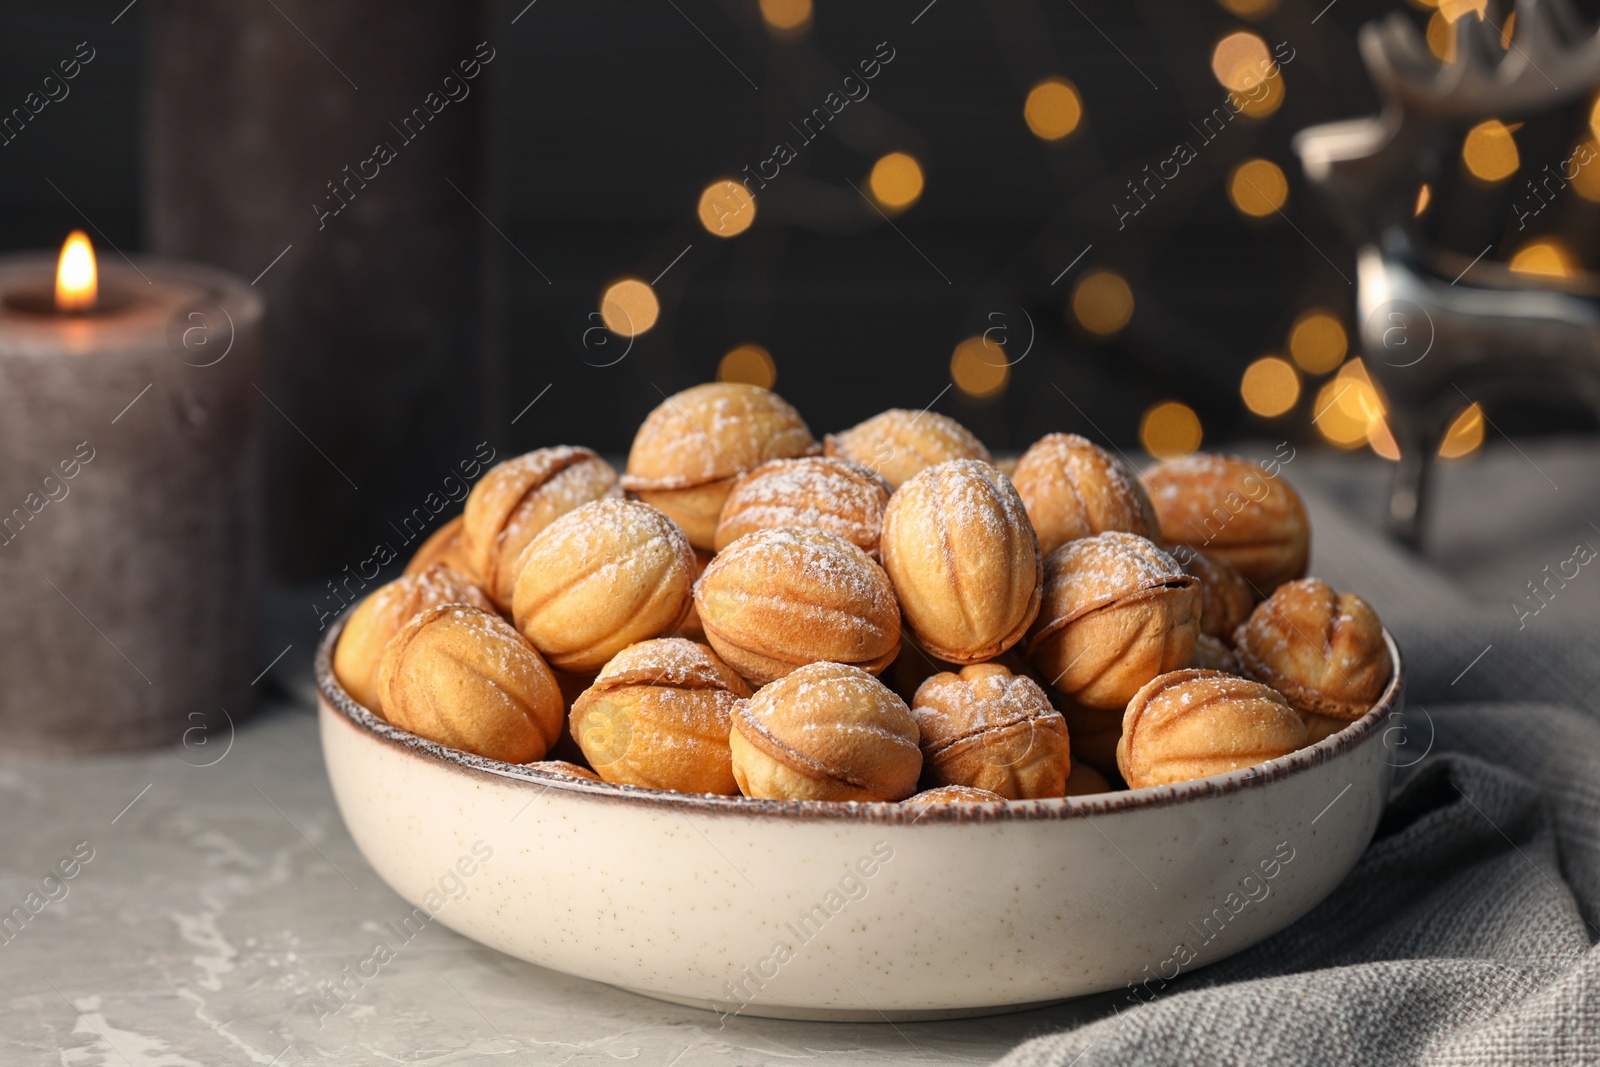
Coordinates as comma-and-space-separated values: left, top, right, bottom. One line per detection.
996, 479, 1600, 1066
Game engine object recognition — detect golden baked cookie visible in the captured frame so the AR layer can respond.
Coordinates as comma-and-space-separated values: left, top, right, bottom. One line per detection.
1117, 669, 1308, 788
912, 663, 1071, 799
461, 446, 621, 610
1191, 633, 1240, 674
824, 408, 990, 490
622, 383, 817, 549
1179, 549, 1255, 640
903, 784, 1006, 805
714, 456, 891, 558
334, 564, 495, 713
1011, 433, 1158, 557
526, 760, 602, 782
1233, 577, 1391, 730
1025, 532, 1200, 710
377, 603, 565, 763
1062, 761, 1112, 796
729, 662, 922, 801
695, 527, 901, 685
403, 515, 475, 577
880, 458, 1042, 664
1141, 454, 1309, 593
570, 638, 752, 794
511, 498, 696, 673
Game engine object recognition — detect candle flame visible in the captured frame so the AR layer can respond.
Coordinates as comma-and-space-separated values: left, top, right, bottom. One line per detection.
56, 231, 97, 312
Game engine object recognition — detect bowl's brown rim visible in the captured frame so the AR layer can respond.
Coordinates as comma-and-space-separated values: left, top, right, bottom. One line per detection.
316, 612, 1403, 824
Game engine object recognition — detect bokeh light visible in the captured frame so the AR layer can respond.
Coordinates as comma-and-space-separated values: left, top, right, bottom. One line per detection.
1438, 402, 1485, 458
950, 336, 1010, 399
868, 152, 925, 211
1574, 141, 1600, 201
1509, 238, 1577, 278
1140, 402, 1203, 459
1462, 120, 1520, 183
1217, 0, 1278, 18
1240, 356, 1300, 417
1234, 72, 1284, 119
697, 179, 756, 237
718, 344, 777, 389
1288, 309, 1347, 374
759, 0, 811, 32
1426, 11, 1457, 61
1415, 183, 1432, 216
1313, 359, 1392, 453
1071, 269, 1134, 336
1228, 158, 1288, 217
1024, 78, 1083, 141
599, 278, 659, 337
1211, 32, 1272, 93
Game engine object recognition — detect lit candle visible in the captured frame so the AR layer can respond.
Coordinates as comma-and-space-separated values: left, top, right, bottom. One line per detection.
0, 233, 263, 753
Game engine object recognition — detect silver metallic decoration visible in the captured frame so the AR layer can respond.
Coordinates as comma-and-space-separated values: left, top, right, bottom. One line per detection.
1294, 0, 1600, 545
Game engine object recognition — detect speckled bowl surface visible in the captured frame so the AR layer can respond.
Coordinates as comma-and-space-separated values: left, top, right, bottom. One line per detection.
317, 620, 1403, 1021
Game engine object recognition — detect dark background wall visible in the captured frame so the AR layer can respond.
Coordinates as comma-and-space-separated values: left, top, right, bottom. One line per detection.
2, 0, 1593, 467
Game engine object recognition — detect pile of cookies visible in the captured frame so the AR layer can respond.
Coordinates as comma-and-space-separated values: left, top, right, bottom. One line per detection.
332, 383, 1393, 804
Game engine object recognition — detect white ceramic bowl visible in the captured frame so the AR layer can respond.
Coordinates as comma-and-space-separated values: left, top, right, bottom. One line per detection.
317, 622, 1402, 1021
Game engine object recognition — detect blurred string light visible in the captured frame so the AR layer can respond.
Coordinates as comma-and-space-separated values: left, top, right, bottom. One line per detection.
1288, 309, 1347, 374
949, 336, 1010, 398
1234, 73, 1284, 119
1573, 141, 1600, 200
1211, 32, 1272, 93
1071, 269, 1134, 336
1240, 356, 1300, 417
1216, 0, 1279, 19
1415, 183, 1432, 216
1438, 402, 1485, 458
868, 152, 924, 211
1024, 78, 1083, 141
759, 0, 811, 33
697, 179, 756, 237
1312, 358, 1398, 458
718, 344, 777, 388
1462, 120, 1520, 183
1509, 237, 1577, 277
599, 278, 659, 337
1140, 402, 1203, 459
1228, 158, 1288, 217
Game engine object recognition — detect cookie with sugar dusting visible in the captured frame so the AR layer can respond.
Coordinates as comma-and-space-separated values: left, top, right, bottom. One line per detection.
695, 526, 901, 686
912, 663, 1071, 799
714, 455, 891, 558
1011, 433, 1157, 557
825, 408, 990, 491
1025, 532, 1199, 710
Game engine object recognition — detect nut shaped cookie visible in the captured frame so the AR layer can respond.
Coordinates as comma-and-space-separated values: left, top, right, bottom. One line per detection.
570, 638, 751, 794
622, 383, 817, 548
695, 527, 901, 685
1233, 577, 1391, 725
377, 603, 565, 763
729, 662, 921, 801
1117, 669, 1308, 788
1011, 433, 1158, 557
880, 459, 1042, 664
912, 663, 1071, 799
824, 408, 990, 490
714, 456, 891, 558
511, 498, 696, 673
903, 785, 1006, 805
334, 564, 495, 713
1141, 454, 1310, 593
404, 515, 475, 578
1025, 532, 1200, 710
462, 446, 621, 609
1178, 549, 1255, 640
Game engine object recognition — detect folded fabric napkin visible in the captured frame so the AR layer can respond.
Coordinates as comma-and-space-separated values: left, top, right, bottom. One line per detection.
997, 480, 1600, 1066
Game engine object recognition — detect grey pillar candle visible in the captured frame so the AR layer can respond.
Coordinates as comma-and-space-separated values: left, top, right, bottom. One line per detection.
0, 244, 262, 754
